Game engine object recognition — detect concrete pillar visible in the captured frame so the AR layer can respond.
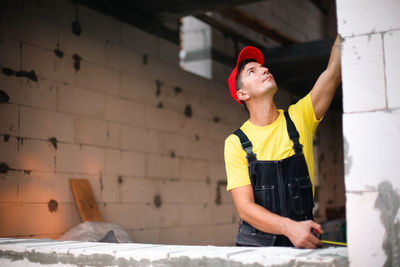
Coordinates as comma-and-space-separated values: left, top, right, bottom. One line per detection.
337, 0, 400, 266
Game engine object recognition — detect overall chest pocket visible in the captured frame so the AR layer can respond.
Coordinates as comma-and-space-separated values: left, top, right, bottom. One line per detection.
287, 176, 314, 216
254, 185, 276, 213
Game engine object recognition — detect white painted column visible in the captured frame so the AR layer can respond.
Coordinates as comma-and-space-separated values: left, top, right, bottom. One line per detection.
337, 0, 400, 266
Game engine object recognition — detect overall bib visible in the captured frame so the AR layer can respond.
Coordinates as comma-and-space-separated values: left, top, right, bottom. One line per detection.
234, 111, 314, 247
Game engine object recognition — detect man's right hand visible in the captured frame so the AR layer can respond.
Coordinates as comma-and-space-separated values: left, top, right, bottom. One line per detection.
285, 219, 323, 249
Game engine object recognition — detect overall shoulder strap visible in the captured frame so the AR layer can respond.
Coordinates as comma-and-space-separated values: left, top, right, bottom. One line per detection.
284, 111, 303, 154
233, 129, 257, 163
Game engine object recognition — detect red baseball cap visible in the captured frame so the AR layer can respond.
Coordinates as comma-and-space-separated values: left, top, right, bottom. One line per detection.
228, 46, 264, 104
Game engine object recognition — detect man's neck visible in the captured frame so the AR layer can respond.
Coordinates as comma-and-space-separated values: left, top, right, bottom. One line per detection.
248, 98, 280, 127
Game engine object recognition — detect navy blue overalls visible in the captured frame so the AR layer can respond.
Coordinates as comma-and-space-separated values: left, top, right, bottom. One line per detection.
234, 111, 314, 247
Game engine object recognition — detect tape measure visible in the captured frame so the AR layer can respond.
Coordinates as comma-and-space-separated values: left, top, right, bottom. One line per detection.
321, 240, 347, 246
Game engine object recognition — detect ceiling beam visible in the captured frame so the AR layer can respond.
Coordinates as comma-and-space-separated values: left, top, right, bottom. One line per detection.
217, 8, 299, 45
194, 14, 266, 49
76, 0, 180, 44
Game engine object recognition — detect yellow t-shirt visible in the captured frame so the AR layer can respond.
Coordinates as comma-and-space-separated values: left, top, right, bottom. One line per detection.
224, 93, 322, 192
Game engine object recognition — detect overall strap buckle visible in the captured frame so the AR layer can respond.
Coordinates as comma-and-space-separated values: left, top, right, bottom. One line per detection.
233, 129, 257, 163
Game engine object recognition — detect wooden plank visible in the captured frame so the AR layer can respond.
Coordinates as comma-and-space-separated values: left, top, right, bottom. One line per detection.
70, 179, 102, 222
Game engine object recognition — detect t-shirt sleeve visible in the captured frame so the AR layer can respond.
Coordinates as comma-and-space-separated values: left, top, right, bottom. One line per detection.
224, 134, 251, 191
290, 92, 323, 135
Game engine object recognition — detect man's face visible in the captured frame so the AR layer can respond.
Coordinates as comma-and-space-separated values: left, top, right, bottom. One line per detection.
239, 61, 277, 100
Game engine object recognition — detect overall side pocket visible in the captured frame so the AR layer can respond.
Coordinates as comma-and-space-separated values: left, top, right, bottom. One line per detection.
287, 176, 314, 216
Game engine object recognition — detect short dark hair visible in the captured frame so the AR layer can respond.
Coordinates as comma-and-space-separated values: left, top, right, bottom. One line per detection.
235, 58, 257, 114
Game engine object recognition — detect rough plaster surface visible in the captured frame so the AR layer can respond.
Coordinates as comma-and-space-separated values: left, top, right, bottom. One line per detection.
0, 238, 348, 267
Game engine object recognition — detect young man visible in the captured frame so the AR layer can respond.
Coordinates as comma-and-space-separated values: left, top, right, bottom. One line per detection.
224, 36, 341, 248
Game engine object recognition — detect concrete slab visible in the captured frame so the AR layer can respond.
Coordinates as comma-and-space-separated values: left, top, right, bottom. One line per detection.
0, 238, 348, 267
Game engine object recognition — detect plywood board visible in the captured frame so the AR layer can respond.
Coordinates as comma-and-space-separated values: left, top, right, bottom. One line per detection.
70, 178, 102, 222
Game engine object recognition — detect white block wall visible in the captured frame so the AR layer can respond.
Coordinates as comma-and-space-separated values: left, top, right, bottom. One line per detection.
0, 0, 240, 244
337, 0, 400, 265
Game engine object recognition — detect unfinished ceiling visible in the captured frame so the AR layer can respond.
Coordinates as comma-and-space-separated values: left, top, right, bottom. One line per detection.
76, 0, 341, 108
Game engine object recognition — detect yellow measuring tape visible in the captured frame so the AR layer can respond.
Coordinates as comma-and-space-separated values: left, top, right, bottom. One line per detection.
321, 240, 347, 246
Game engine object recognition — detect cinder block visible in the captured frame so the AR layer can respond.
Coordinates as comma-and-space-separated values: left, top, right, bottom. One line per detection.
105, 95, 145, 126
1, 138, 56, 173
179, 158, 208, 181
120, 72, 158, 105
99, 175, 120, 203
75, 60, 119, 95
22, 0, 75, 27
57, 83, 105, 118
384, 30, 400, 109
105, 149, 145, 177
341, 34, 386, 113
0, 8, 57, 49
187, 225, 217, 245
206, 203, 236, 224
178, 117, 209, 139
18, 139, 56, 172
119, 177, 158, 204
189, 138, 223, 161
159, 180, 190, 203
157, 38, 179, 66
20, 106, 74, 142
207, 122, 236, 141
120, 125, 159, 154
346, 191, 386, 267
0, 203, 56, 236
0, 103, 18, 136
58, 27, 109, 67
13, 78, 57, 110
106, 45, 142, 74
17, 171, 70, 203
121, 24, 158, 57
56, 143, 104, 174
146, 155, 180, 179
0, 172, 19, 203
100, 203, 147, 231
21, 44, 75, 85
145, 105, 184, 133
337, 0, 400, 37
208, 161, 226, 183
0, 37, 20, 70
159, 132, 192, 158
0, 136, 19, 169
179, 203, 207, 226
75, 117, 108, 146
343, 110, 400, 191
145, 204, 180, 228
78, 5, 121, 42
159, 226, 191, 245
106, 122, 121, 148
188, 181, 214, 204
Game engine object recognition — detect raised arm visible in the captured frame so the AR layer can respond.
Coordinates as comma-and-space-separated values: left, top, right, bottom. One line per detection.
310, 35, 342, 120
231, 185, 323, 248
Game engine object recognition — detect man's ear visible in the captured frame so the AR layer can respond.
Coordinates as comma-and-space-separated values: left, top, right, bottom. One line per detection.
237, 89, 250, 102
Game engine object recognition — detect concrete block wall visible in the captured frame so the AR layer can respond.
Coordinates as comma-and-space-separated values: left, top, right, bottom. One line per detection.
337, 0, 400, 266
0, 0, 242, 245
